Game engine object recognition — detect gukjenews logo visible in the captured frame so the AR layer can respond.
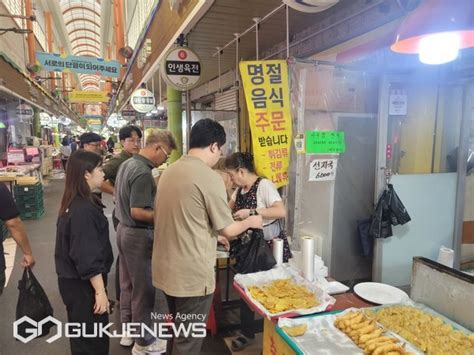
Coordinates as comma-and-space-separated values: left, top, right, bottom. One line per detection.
13, 316, 207, 344
14, 316, 61, 343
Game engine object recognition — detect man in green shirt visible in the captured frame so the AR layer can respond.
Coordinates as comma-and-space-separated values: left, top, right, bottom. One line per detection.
101, 125, 142, 196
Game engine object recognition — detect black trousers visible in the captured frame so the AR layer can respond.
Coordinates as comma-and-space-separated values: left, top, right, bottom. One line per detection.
112, 209, 120, 302
164, 293, 213, 355
58, 277, 109, 355
240, 300, 255, 338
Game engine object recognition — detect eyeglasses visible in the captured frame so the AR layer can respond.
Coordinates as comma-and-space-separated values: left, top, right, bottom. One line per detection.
160, 146, 170, 160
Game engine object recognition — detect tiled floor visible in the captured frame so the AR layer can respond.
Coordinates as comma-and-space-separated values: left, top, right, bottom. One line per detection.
0, 178, 264, 354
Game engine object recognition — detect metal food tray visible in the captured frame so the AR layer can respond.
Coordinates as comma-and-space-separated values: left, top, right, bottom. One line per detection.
276, 303, 472, 355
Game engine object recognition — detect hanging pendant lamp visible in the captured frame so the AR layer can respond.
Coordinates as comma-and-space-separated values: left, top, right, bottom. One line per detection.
391, 0, 474, 65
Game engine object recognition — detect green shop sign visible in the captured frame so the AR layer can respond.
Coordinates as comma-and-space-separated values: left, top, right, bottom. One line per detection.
305, 130, 346, 154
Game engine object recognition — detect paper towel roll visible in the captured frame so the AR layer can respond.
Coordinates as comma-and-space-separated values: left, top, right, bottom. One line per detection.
301, 236, 315, 281
437, 246, 454, 268
273, 238, 284, 266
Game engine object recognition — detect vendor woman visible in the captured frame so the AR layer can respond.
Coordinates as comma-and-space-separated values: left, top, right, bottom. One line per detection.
225, 152, 291, 351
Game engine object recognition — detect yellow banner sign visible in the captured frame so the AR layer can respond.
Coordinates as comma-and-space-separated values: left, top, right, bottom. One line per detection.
240, 60, 292, 187
69, 90, 109, 103
87, 119, 102, 126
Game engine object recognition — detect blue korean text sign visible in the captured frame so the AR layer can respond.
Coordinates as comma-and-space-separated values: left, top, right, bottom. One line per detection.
36, 52, 120, 77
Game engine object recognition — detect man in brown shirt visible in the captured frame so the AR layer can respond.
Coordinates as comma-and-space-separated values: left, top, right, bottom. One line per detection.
153, 119, 262, 354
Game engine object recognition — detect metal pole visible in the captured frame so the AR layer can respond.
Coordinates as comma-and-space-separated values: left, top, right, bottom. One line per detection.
286, 5, 290, 59
24, 0, 36, 66
234, 33, 240, 86
0, 13, 35, 20
217, 47, 222, 93
453, 83, 473, 269
431, 83, 441, 173
158, 70, 162, 107
253, 18, 260, 60
289, 67, 307, 249
186, 90, 192, 152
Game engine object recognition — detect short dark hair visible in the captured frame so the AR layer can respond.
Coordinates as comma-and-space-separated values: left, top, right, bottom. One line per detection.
189, 119, 226, 149
225, 152, 256, 173
79, 132, 101, 148
119, 125, 142, 141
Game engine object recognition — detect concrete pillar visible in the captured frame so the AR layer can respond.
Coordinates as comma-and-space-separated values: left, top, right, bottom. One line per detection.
167, 86, 182, 162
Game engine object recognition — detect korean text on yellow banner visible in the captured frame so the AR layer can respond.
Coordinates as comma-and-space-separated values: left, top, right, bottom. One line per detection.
69, 90, 109, 103
240, 60, 292, 187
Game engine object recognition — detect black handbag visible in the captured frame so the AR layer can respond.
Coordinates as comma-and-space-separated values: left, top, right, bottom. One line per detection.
230, 229, 276, 274
16, 267, 54, 338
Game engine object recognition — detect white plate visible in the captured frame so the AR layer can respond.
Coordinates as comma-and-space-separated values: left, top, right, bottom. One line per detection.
354, 282, 409, 305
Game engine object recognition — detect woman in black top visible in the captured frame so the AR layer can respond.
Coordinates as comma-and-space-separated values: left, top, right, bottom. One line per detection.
55, 150, 113, 355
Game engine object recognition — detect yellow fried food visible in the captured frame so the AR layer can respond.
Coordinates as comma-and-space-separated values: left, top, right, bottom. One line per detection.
372, 343, 405, 355
365, 340, 397, 353
365, 336, 397, 347
248, 279, 319, 314
281, 324, 308, 337
359, 328, 384, 344
358, 323, 376, 335
371, 306, 474, 355
335, 311, 403, 354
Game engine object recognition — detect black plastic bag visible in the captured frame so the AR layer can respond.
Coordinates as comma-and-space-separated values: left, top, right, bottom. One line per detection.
369, 184, 411, 239
230, 229, 276, 274
369, 190, 393, 239
388, 184, 411, 226
16, 267, 54, 338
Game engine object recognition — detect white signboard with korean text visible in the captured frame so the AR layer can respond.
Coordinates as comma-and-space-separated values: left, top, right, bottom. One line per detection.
161, 47, 201, 91
130, 88, 155, 113
389, 88, 407, 116
309, 158, 338, 182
